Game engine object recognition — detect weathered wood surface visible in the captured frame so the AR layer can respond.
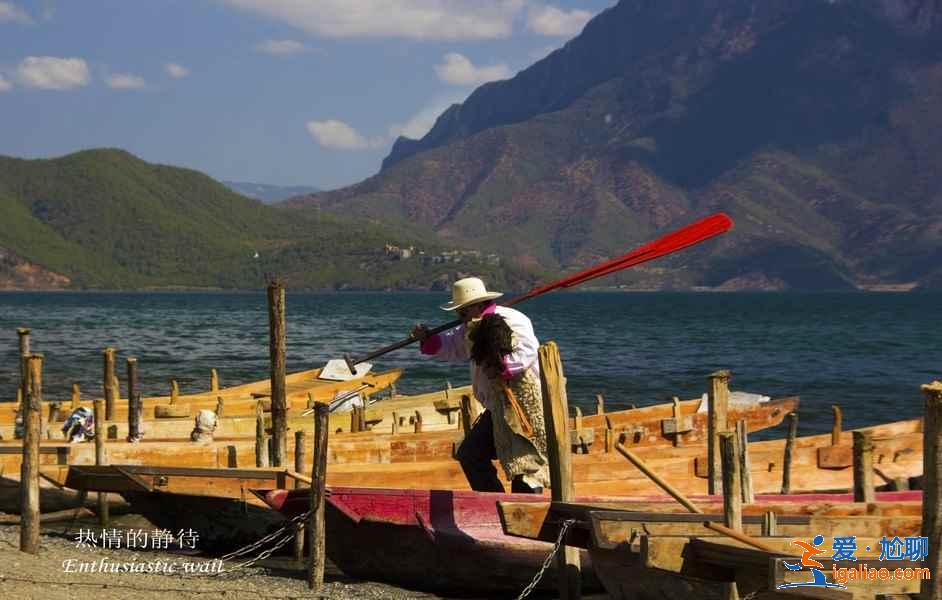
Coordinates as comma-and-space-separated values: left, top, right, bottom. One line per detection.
0, 417, 924, 513
19, 354, 42, 554
0, 367, 405, 425
920, 381, 942, 600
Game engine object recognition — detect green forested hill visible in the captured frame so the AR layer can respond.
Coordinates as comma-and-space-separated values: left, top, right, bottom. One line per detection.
0, 149, 530, 290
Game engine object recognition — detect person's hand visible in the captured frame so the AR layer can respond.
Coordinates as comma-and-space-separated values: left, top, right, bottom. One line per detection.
411, 324, 429, 341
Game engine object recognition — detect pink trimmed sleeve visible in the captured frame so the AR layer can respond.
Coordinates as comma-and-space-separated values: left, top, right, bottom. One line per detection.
420, 334, 442, 355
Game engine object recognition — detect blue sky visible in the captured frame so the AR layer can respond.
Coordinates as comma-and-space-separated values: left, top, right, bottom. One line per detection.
0, 0, 614, 190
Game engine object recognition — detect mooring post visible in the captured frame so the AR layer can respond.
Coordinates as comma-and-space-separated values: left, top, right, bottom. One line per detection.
413, 410, 423, 433
46, 402, 60, 439
255, 400, 269, 468
596, 393, 604, 415
102, 348, 116, 421
781, 411, 798, 494
708, 370, 731, 495
71, 383, 81, 411
17, 327, 31, 412
736, 419, 754, 503
127, 357, 141, 442
294, 430, 307, 562
720, 431, 742, 532
267, 277, 288, 467
210, 368, 219, 392
391, 410, 400, 434
538, 341, 581, 600
93, 395, 109, 527
308, 402, 329, 591
921, 381, 942, 600
170, 379, 179, 404
20, 353, 42, 554
853, 430, 875, 503
215, 397, 224, 419
831, 405, 842, 445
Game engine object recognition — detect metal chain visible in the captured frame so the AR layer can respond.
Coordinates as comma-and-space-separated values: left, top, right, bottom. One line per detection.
177, 510, 313, 578
514, 519, 577, 600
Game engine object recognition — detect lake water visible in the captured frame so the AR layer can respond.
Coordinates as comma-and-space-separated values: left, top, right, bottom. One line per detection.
1, 291, 939, 436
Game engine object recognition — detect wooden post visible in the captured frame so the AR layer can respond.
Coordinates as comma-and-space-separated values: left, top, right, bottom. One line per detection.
390, 383, 397, 398
853, 430, 875, 503
308, 402, 329, 591
17, 327, 30, 413
255, 400, 269, 468
294, 430, 307, 562
267, 278, 288, 467
102, 348, 116, 421
671, 396, 684, 447
170, 379, 179, 404
831, 405, 842, 445
720, 431, 742, 532
20, 353, 42, 554
215, 397, 224, 418
781, 411, 798, 494
210, 368, 219, 392
538, 342, 581, 600
736, 419, 754, 503
71, 383, 80, 411
920, 381, 942, 600
350, 406, 360, 433
595, 393, 604, 415
573, 407, 584, 453
414, 410, 423, 433
127, 357, 141, 442
762, 511, 778, 536
604, 415, 614, 453
358, 402, 366, 431
93, 396, 108, 526
460, 394, 480, 433
391, 410, 400, 434
708, 370, 731, 495
46, 402, 60, 439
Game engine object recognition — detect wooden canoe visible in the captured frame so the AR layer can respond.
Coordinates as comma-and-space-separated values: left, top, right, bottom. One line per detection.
258, 486, 604, 595
7, 415, 921, 516
500, 498, 925, 600
0, 366, 404, 426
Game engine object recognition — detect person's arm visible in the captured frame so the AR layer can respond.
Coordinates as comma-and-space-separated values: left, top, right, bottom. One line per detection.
413, 323, 468, 362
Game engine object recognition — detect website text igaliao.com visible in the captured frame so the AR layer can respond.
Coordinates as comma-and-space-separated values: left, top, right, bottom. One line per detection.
832, 563, 931, 584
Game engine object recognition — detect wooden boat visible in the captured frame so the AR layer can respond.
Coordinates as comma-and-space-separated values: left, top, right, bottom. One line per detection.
259, 486, 604, 595
499, 496, 925, 599
13, 414, 921, 518
0, 366, 405, 426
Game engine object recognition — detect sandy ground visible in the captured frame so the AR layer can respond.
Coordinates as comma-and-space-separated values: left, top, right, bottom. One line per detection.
0, 516, 464, 600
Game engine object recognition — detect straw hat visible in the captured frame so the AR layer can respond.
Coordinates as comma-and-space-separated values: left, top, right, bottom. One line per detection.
440, 277, 503, 311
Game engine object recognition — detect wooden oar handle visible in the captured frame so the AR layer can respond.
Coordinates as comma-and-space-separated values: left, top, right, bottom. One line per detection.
344, 318, 463, 375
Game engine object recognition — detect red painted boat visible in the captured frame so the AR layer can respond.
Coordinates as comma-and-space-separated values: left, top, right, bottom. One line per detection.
257, 486, 603, 595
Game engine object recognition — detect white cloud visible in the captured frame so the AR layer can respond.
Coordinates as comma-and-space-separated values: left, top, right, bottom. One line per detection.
0, 74, 11, 92
0, 1, 33, 24
526, 5, 593, 36
434, 52, 510, 86
256, 39, 316, 56
388, 93, 466, 140
16, 56, 89, 90
220, 0, 524, 40
306, 119, 386, 151
164, 63, 190, 78
105, 73, 146, 90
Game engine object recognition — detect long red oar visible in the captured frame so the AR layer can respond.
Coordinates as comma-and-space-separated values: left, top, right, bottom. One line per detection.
342, 212, 733, 374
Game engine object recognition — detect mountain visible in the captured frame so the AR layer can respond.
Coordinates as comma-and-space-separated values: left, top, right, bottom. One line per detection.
222, 180, 320, 204
285, 0, 942, 291
0, 149, 529, 290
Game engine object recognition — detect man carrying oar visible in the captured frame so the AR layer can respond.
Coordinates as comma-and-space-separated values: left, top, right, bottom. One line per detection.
412, 277, 549, 494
